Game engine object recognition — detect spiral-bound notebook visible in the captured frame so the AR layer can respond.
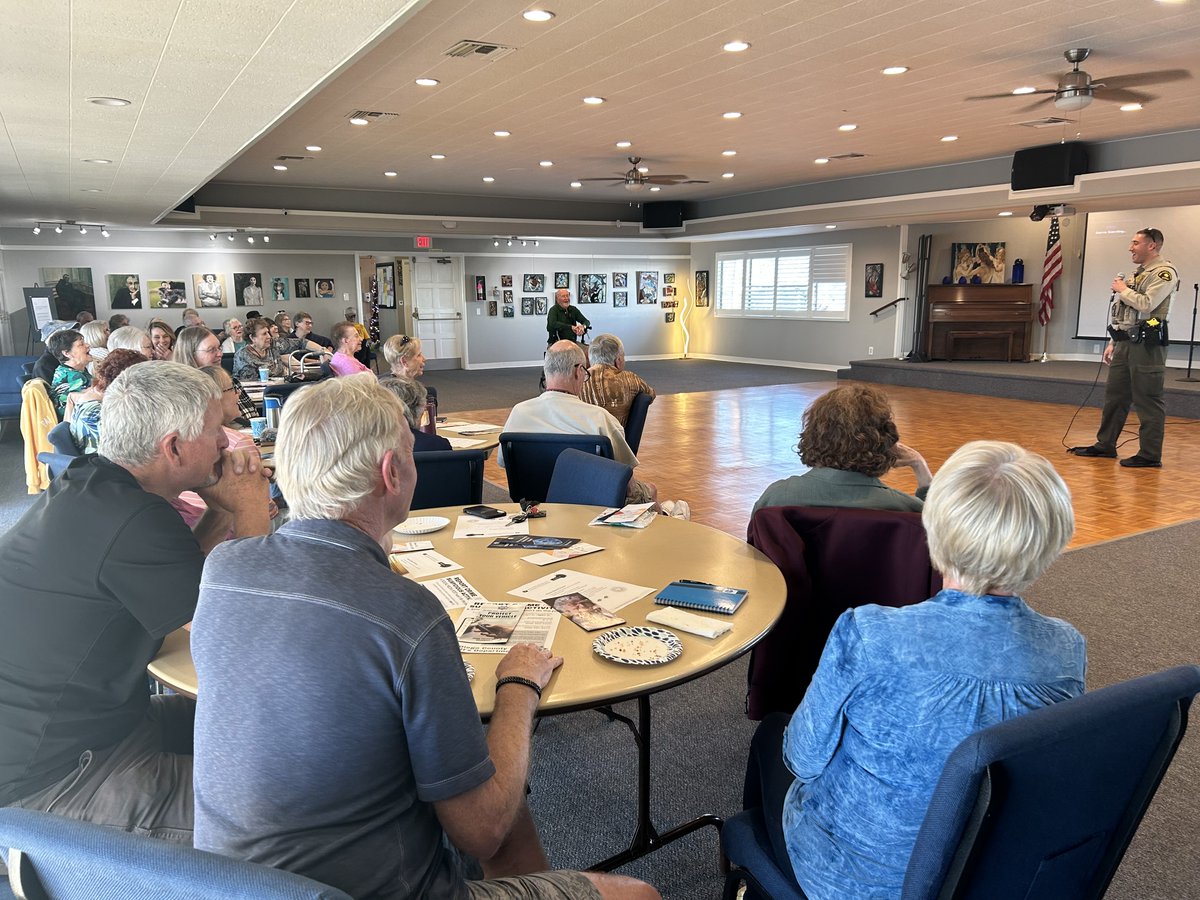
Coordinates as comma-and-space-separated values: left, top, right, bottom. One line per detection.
654, 580, 748, 615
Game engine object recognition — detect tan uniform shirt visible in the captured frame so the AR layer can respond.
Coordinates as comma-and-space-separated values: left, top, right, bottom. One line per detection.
580, 364, 655, 426
1110, 255, 1177, 332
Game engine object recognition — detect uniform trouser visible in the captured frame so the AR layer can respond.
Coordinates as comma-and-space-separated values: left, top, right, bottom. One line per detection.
1096, 339, 1167, 460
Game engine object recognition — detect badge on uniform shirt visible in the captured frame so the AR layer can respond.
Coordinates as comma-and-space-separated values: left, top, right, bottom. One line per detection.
1158, 270, 1173, 281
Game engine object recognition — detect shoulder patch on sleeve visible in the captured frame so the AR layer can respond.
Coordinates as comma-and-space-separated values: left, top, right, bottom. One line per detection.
1158, 269, 1174, 281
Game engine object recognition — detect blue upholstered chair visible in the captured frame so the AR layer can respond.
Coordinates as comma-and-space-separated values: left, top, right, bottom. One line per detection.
45, 422, 79, 458
623, 390, 654, 455
498, 432, 614, 503
546, 448, 632, 508
35, 452, 76, 481
0, 807, 353, 899
411, 449, 486, 510
721, 665, 1200, 900
220, 352, 236, 375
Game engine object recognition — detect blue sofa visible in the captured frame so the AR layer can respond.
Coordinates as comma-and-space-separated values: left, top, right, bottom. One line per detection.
0, 354, 38, 421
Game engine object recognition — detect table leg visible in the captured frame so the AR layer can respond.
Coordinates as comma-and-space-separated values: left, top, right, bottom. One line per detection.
591, 695, 724, 872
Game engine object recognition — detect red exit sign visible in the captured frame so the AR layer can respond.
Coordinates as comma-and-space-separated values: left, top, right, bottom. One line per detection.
414, 235, 432, 249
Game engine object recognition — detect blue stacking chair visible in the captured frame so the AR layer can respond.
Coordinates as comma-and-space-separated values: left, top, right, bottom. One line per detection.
45, 421, 80, 458
411, 449, 486, 510
0, 807, 353, 899
546, 448, 632, 508
35, 452, 77, 481
623, 391, 654, 455
498, 432, 614, 503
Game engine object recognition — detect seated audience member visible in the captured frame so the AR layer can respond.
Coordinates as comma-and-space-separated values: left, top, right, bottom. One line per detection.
328, 321, 370, 376
293, 311, 333, 349
233, 318, 286, 382
75, 310, 95, 326
176, 326, 256, 423
273, 311, 327, 360
501, 341, 656, 505
107, 325, 155, 358
108, 313, 130, 332
344, 306, 373, 365
746, 440, 1085, 900
148, 319, 176, 361
220, 317, 245, 353
48, 329, 92, 419
580, 333, 655, 426
192, 374, 656, 900
0, 362, 270, 840
175, 308, 204, 336
752, 383, 933, 516
68, 349, 148, 453
79, 320, 111, 372
382, 333, 437, 404
381, 376, 451, 452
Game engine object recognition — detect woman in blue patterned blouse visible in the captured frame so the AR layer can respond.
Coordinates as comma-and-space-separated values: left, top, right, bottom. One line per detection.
752, 440, 1086, 900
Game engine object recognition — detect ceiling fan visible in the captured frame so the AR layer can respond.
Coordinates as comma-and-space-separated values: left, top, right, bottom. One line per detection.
577, 157, 709, 192
967, 48, 1190, 112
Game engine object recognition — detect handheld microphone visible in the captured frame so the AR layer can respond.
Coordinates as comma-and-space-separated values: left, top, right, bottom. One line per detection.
1112, 272, 1125, 299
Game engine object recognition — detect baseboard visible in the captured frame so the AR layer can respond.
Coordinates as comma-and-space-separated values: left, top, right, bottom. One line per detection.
687, 352, 841, 373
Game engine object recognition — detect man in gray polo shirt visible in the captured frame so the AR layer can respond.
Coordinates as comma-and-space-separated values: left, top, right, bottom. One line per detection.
192, 374, 657, 900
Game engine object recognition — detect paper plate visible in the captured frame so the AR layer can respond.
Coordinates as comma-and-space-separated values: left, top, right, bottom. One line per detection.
592, 626, 683, 666
464, 661, 475, 683
394, 516, 450, 536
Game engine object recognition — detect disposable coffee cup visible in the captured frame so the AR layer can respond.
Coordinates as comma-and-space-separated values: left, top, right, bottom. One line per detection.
250, 417, 268, 439
257, 366, 270, 382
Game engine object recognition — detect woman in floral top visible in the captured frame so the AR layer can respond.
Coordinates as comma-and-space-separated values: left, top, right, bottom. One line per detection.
48, 330, 92, 420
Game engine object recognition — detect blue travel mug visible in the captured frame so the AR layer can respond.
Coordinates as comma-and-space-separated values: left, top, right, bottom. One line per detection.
264, 395, 282, 429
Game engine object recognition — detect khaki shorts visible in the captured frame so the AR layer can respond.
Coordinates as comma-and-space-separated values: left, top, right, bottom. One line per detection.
627, 478, 654, 504
466, 870, 602, 900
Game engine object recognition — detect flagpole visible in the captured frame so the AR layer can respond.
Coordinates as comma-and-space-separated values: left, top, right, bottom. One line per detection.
1037, 216, 1063, 363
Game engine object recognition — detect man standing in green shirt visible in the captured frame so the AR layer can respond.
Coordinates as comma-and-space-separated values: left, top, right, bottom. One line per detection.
546, 288, 590, 360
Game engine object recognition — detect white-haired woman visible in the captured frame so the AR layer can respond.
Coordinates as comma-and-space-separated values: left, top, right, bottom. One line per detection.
748, 441, 1086, 900
107, 325, 155, 358
381, 334, 436, 405
79, 320, 110, 374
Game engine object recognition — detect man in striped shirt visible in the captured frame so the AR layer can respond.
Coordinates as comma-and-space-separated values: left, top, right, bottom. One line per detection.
580, 333, 655, 427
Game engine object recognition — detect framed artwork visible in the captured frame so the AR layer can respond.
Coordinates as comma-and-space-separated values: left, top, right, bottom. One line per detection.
474, 275, 487, 303
501, 275, 513, 288
294, 278, 312, 299
503, 290, 513, 302
315, 279, 336, 299
40, 267, 97, 319
503, 304, 515, 318
269, 276, 289, 304
535, 297, 548, 316
488, 300, 498, 316
192, 273, 227, 309
663, 285, 676, 297
521, 297, 535, 315
664, 272, 676, 284
951, 242, 1006, 284
577, 273, 607, 304
523, 274, 545, 292
864, 263, 883, 298
661, 300, 675, 309
554, 272, 570, 289
665, 312, 676, 323
613, 291, 628, 308
107, 274, 142, 311
376, 263, 396, 308
637, 271, 659, 304
613, 272, 628, 288
147, 279, 187, 309
695, 270, 710, 307
233, 273, 264, 307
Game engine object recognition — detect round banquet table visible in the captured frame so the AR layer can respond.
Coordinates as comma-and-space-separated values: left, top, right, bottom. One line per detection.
434, 423, 500, 455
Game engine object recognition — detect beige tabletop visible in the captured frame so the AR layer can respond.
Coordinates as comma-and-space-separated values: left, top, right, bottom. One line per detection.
435, 422, 501, 455
148, 503, 785, 718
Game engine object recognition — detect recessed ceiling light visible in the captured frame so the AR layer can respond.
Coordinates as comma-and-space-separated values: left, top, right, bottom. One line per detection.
722, 149, 737, 156
941, 135, 958, 142
522, 9, 555, 21
87, 96, 131, 107
570, 181, 582, 188
881, 66, 909, 76
998, 211, 1014, 217
722, 111, 742, 119
80, 188, 103, 192
615, 140, 632, 148
539, 160, 553, 167
838, 124, 857, 132
306, 145, 322, 152
722, 172, 735, 178
1120, 102, 1143, 112
582, 96, 605, 105
431, 153, 446, 160
483, 176, 495, 183
273, 164, 288, 171
649, 186, 662, 192
384, 171, 397, 177
1012, 86, 1037, 95
814, 157, 829, 165
494, 130, 511, 137
723, 40, 751, 52
349, 116, 369, 125
825, 225, 837, 229
82, 158, 111, 164
415, 77, 439, 87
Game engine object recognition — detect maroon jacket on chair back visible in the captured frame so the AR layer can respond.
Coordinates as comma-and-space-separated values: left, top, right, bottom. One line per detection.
745, 505, 942, 720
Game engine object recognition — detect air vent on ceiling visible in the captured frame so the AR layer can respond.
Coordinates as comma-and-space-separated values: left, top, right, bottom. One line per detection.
828, 152, 867, 160
276, 155, 314, 161
347, 110, 402, 122
443, 39, 516, 60
1015, 117, 1074, 128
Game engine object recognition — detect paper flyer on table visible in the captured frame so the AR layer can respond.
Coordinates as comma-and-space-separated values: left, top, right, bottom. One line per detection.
388, 550, 462, 579
508, 569, 653, 612
446, 437, 485, 449
438, 421, 473, 429
455, 601, 560, 653
421, 575, 487, 611
454, 516, 530, 539
453, 423, 503, 435
391, 540, 434, 553
520, 542, 605, 566
589, 503, 657, 528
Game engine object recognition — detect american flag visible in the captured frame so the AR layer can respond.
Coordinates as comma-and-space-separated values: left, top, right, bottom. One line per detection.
1038, 217, 1063, 325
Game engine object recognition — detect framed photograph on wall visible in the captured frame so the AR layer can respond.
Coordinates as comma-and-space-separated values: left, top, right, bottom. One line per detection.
294, 278, 312, 299
147, 279, 187, 309
315, 279, 336, 299
535, 297, 548, 316
695, 270, 710, 307
664, 272, 675, 284
665, 312, 676, 323
521, 297, 535, 315
554, 272, 570, 289
269, 276, 289, 303
613, 272, 628, 288
501, 274, 513, 288
234, 273, 264, 306
503, 304, 515, 318
613, 291, 628, 308
523, 274, 545, 292
488, 300, 498, 316
108, 274, 141, 310
40, 267, 97, 319
864, 263, 883, 299
193, 273, 227, 308
577, 273, 607, 304
376, 263, 397, 308
503, 290, 513, 302
636, 271, 658, 304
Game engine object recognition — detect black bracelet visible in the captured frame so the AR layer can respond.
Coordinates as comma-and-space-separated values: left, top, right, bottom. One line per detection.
495, 676, 543, 699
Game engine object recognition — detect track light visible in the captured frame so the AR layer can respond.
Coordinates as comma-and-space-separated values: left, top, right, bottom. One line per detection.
101, 227, 110, 238
493, 239, 500, 247
78, 225, 87, 234
209, 233, 217, 240
227, 234, 235, 241
247, 236, 255, 243
262, 235, 269, 243
507, 239, 513, 247
54, 225, 63, 233
32, 225, 40, 234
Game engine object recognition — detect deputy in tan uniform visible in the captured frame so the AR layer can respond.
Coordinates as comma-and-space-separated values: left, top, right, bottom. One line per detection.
1070, 227, 1177, 467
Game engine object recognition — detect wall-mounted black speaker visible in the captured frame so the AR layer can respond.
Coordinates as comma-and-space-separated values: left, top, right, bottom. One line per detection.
1011, 142, 1089, 191
642, 201, 684, 229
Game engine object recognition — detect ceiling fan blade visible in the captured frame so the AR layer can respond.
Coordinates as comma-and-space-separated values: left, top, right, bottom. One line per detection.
1017, 95, 1056, 114
680, 179, 709, 184
577, 177, 624, 182
966, 89, 1055, 101
1098, 69, 1191, 90
644, 174, 688, 181
1099, 87, 1156, 104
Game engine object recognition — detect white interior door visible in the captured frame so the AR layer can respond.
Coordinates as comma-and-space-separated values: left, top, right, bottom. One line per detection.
412, 256, 463, 365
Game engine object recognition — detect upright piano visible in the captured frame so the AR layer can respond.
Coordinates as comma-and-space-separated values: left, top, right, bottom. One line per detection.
925, 283, 1035, 362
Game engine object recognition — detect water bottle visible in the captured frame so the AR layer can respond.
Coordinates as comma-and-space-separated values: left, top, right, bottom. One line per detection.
264, 395, 282, 429
1012, 259, 1025, 284
421, 397, 438, 435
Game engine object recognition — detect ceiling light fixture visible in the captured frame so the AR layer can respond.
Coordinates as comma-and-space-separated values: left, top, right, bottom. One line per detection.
722, 149, 737, 156
1012, 86, 1037, 95
493, 239, 500, 247
493, 130, 511, 137
616, 140, 632, 148
507, 239, 513, 246
722, 111, 742, 119
539, 160, 553, 167
881, 66, 909, 75
32, 225, 40, 234
941, 135, 958, 142
273, 164, 288, 171
582, 96, 605, 105
1120, 102, 1143, 111
86, 96, 131, 107
227, 234, 236, 241
82, 158, 112, 164
722, 172, 735, 178
384, 170, 398, 177
415, 77, 439, 87
483, 176, 495, 182
101, 227, 110, 238
81, 188, 102, 193
649, 186, 661, 192
838, 124, 857, 132
570, 181, 582, 188
36, 220, 111, 237
349, 116, 369, 126
262, 235, 269, 243
209, 233, 217, 240
306, 145, 322, 152
54, 225, 63, 234
825, 224, 837, 229
723, 40, 750, 52
247, 236, 255, 243
522, 9, 555, 21
814, 157, 829, 164
636, 165, 649, 174
431, 153, 446, 159
998, 211, 1014, 217
78, 225, 87, 234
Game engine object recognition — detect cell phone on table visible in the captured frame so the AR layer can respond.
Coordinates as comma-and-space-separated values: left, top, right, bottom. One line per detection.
464, 505, 506, 519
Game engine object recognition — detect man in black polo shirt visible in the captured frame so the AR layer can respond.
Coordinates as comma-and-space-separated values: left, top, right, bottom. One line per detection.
0, 361, 270, 842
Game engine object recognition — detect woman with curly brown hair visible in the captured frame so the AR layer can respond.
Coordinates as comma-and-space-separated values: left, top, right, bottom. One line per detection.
67, 349, 150, 453
751, 383, 932, 515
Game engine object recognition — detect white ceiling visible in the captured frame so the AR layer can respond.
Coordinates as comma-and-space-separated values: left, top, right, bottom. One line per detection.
2, 0, 1198, 238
